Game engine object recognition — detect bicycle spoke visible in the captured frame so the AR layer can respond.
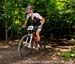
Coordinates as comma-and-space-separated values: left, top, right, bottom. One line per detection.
18, 35, 33, 58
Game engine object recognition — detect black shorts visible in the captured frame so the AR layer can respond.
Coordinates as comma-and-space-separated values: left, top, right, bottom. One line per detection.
34, 24, 42, 30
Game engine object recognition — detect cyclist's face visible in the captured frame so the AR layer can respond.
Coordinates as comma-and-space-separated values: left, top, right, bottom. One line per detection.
26, 8, 33, 14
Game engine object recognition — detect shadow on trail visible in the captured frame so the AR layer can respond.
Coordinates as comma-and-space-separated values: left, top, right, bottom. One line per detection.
0, 44, 59, 64
0, 46, 24, 64
0, 39, 73, 64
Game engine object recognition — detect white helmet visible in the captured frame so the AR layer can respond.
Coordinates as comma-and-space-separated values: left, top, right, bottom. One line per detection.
26, 6, 33, 13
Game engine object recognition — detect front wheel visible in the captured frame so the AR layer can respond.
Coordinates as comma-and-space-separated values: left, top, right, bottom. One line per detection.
18, 34, 33, 58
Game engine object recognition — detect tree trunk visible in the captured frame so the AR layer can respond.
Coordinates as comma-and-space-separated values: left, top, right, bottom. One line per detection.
5, 21, 8, 40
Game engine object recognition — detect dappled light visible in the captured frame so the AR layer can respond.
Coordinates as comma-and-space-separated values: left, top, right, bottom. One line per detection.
0, 0, 75, 40
0, 0, 75, 64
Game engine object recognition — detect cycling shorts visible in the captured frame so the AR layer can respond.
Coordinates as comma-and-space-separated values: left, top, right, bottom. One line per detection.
34, 24, 42, 30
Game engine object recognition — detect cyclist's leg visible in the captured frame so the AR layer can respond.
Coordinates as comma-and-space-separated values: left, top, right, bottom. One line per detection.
35, 25, 42, 48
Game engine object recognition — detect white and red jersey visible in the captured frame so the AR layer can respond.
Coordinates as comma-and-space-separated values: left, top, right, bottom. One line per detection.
26, 13, 42, 24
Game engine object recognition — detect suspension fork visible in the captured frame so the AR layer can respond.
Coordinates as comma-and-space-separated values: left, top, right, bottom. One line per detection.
27, 34, 33, 48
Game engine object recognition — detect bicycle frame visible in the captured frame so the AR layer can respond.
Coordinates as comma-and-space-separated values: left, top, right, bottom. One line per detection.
26, 25, 37, 48
18, 25, 46, 57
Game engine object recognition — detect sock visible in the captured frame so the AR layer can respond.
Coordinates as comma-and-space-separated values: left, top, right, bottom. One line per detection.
35, 41, 40, 46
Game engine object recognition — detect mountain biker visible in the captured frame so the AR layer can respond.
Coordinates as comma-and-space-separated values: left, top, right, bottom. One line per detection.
23, 6, 45, 49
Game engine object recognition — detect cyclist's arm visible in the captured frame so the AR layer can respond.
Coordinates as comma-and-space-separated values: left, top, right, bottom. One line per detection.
40, 16, 45, 25
34, 13, 45, 25
22, 19, 28, 27
24, 19, 28, 26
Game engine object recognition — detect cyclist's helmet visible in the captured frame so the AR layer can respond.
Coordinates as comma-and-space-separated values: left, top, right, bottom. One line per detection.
26, 6, 33, 14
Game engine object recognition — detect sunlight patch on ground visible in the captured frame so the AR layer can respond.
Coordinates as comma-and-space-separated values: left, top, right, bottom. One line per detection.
8, 40, 19, 46
55, 46, 72, 52
0, 45, 9, 49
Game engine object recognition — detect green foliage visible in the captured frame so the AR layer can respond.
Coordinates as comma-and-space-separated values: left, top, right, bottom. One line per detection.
0, 0, 75, 39
61, 50, 75, 59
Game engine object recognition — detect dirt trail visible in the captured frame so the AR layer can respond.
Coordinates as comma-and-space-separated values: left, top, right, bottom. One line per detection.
0, 41, 75, 64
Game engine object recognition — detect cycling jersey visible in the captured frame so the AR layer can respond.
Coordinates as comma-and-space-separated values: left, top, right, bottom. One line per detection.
26, 13, 42, 30
27, 13, 42, 25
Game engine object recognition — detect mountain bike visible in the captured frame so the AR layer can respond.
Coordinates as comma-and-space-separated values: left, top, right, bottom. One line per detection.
18, 25, 46, 58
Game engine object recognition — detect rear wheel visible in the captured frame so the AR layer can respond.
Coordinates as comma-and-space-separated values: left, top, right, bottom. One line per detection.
18, 34, 33, 58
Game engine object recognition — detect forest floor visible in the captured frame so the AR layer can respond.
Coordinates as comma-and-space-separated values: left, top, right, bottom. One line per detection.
0, 39, 75, 64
